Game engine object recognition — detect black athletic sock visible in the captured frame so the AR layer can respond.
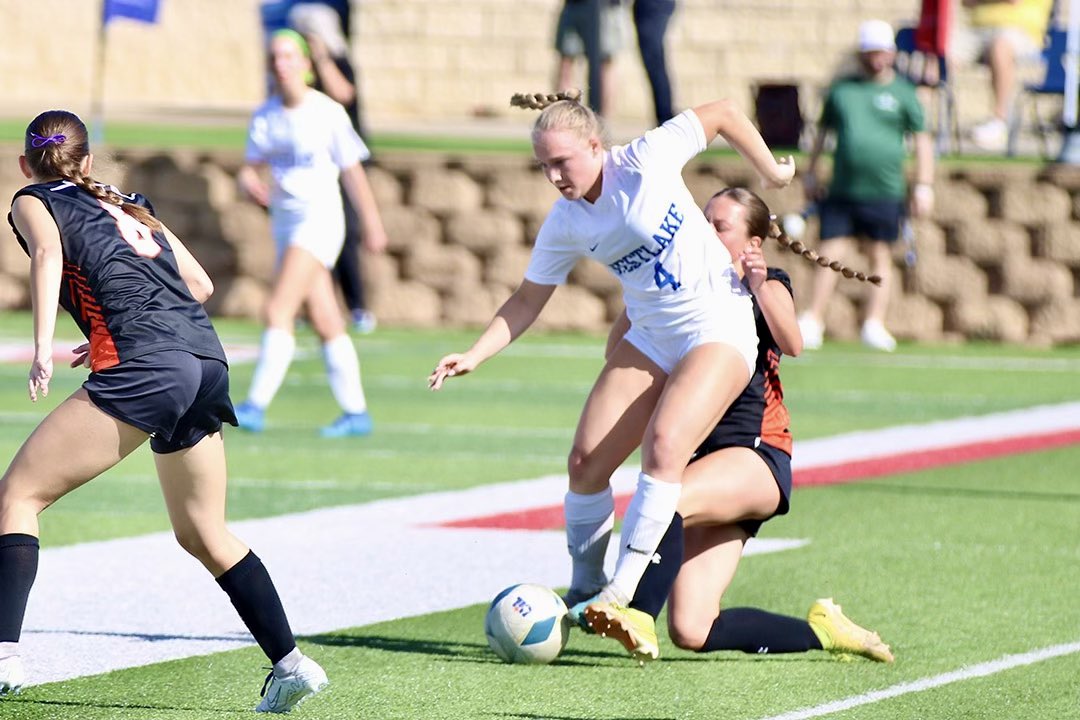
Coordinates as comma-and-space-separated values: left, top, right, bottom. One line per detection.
0, 533, 40, 643
215, 551, 296, 664
628, 513, 683, 618
699, 607, 822, 654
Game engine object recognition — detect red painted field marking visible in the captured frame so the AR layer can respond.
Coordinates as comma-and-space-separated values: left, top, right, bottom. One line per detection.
439, 427, 1080, 530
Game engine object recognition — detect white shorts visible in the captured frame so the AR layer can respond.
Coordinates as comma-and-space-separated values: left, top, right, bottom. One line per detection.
271, 205, 346, 269
623, 306, 758, 377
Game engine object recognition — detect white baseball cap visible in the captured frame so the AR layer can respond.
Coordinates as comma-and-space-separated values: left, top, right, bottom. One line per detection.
858, 19, 896, 52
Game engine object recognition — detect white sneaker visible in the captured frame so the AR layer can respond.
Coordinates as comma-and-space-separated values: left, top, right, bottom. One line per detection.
0, 655, 25, 696
861, 320, 897, 352
255, 655, 328, 713
970, 117, 1008, 152
798, 313, 824, 350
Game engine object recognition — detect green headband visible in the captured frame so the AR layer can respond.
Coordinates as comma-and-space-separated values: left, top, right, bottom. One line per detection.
271, 29, 314, 85
273, 28, 310, 58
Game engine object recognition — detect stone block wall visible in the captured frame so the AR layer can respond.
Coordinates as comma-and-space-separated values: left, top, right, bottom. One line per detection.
1, 147, 1078, 345
4, 0, 1066, 137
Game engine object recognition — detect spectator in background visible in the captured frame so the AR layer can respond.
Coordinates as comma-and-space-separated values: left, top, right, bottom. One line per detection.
797, 20, 935, 353
956, 0, 1054, 152
260, 0, 350, 42
289, 2, 378, 333
554, 0, 631, 116
632, 0, 676, 124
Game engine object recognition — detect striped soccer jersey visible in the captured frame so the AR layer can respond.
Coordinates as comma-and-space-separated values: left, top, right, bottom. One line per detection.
698, 267, 793, 455
8, 180, 226, 372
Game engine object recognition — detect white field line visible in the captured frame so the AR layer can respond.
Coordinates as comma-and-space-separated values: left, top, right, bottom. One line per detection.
756, 641, 1080, 720
790, 401, 1080, 469
19, 468, 802, 686
16, 401, 1080, 688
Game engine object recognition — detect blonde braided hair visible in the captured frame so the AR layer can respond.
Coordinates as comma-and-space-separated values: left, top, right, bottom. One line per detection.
509, 89, 583, 110
510, 89, 611, 148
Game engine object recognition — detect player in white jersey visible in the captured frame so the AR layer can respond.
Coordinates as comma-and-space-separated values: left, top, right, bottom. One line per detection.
429, 90, 794, 660
235, 30, 388, 438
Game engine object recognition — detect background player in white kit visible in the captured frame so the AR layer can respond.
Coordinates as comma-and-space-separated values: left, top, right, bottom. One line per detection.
429, 90, 794, 659
235, 29, 387, 438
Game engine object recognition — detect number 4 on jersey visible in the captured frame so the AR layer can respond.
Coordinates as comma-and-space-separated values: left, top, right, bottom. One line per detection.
653, 261, 681, 291
98, 200, 161, 258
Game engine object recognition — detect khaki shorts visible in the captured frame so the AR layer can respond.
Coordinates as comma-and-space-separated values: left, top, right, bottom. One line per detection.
554, 0, 630, 59
951, 26, 1042, 65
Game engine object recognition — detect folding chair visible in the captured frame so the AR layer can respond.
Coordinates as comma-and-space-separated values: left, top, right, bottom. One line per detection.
895, 25, 961, 155
1007, 27, 1068, 158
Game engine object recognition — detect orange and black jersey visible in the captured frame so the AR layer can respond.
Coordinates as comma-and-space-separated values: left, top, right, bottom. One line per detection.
7, 180, 227, 372
697, 267, 793, 456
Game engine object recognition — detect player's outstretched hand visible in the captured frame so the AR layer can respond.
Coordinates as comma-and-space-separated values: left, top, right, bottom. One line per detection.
28, 355, 52, 402
70, 342, 91, 369
428, 353, 477, 390
740, 244, 768, 292
762, 155, 796, 190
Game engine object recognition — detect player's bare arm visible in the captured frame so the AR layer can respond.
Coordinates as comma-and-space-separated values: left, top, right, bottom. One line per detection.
11, 194, 62, 401
340, 163, 389, 253
691, 99, 795, 189
162, 223, 214, 303
429, 280, 556, 390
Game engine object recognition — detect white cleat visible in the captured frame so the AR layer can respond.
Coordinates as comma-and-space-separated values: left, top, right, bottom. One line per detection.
860, 320, 897, 352
0, 655, 25, 697
255, 655, 328, 713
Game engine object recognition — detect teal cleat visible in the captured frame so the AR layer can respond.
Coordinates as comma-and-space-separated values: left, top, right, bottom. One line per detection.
320, 412, 373, 438
566, 594, 600, 633
234, 402, 266, 433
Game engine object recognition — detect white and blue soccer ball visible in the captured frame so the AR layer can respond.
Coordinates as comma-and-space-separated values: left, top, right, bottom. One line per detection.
484, 583, 570, 664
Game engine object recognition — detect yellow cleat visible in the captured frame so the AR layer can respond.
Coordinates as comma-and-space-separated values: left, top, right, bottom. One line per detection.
808, 598, 894, 663
583, 602, 659, 664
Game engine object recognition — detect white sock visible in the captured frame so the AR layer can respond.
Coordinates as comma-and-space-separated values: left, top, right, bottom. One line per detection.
564, 487, 614, 596
248, 327, 296, 409
322, 334, 367, 414
273, 646, 303, 677
608, 472, 681, 604
0, 641, 18, 659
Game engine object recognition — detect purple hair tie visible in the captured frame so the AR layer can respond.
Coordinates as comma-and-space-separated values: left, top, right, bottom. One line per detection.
29, 132, 66, 148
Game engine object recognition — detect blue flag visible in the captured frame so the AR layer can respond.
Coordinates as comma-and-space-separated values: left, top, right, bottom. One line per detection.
103, 0, 161, 24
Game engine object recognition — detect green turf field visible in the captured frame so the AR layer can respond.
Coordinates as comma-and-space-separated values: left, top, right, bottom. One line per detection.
0, 311, 1078, 719
1, 117, 1049, 166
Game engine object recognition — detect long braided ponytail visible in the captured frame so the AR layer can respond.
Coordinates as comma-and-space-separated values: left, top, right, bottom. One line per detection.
767, 217, 881, 285
707, 188, 881, 285
23, 110, 162, 233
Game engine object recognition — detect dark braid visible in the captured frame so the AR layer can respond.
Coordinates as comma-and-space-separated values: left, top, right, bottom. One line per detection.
707, 188, 879, 285
23, 110, 162, 233
767, 217, 882, 285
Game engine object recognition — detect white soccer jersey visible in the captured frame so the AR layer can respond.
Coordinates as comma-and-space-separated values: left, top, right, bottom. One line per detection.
245, 89, 370, 215
525, 110, 750, 333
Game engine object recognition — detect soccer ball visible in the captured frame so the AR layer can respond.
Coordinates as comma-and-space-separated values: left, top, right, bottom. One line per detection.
484, 583, 570, 664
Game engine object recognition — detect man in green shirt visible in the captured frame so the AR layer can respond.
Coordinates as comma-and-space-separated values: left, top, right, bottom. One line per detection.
798, 19, 935, 352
